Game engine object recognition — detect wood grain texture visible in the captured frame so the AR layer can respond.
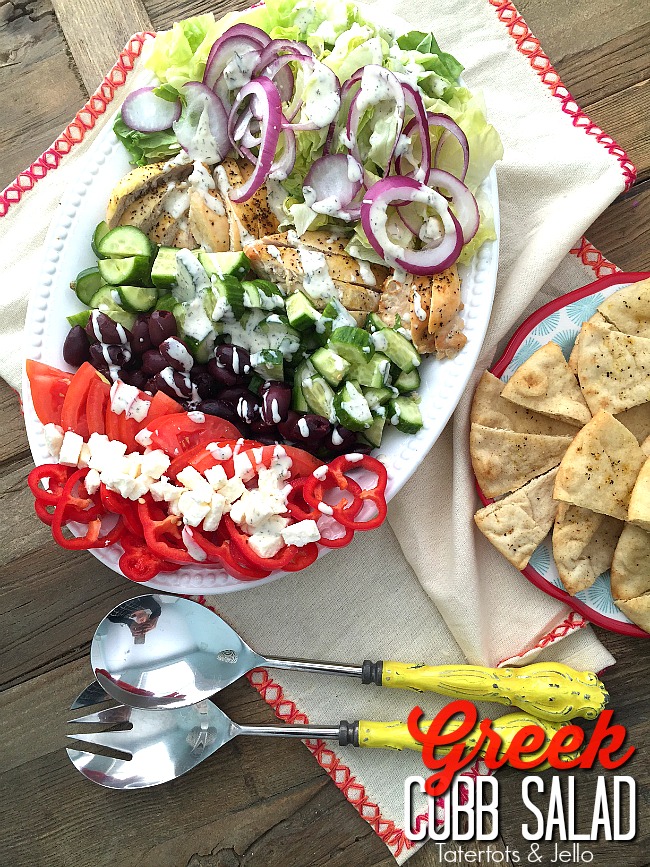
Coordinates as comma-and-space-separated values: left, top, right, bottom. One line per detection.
0, 0, 648, 865
49, 0, 152, 91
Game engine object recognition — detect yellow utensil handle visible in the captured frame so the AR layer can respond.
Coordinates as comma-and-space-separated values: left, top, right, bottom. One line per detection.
372, 661, 607, 722
356, 712, 572, 768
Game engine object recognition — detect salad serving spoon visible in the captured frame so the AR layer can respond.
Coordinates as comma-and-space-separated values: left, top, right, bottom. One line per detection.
67, 695, 573, 790
90, 594, 607, 721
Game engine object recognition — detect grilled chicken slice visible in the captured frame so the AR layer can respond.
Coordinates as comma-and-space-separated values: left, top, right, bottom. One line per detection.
188, 190, 230, 252
106, 161, 192, 229
171, 220, 196, 249
214, 158, 279, 246
117, 187, 167, 233
379, 266, 466, 357
149, 213, 182, 246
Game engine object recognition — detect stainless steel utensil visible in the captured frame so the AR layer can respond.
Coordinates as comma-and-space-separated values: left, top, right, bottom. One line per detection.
91, 595, 608, 721
67, 691, 572, 789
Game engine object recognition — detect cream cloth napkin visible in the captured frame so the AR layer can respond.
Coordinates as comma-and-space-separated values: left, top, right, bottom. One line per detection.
0, 0, 632, 859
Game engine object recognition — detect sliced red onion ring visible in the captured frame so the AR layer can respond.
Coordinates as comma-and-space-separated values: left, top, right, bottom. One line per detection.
121, 87, 181, 133
361, 176, 463, 275
399, 82, 431, 184
280, 60, 340, 132
269, 126, 297, 181
228, 77, 284, 202
303, 154, 363, 217
258, 51, 309, 118
173, 83, 230, 164
426, 168, 479, 243
396, 113, 470, 184
203, 25, 270, 105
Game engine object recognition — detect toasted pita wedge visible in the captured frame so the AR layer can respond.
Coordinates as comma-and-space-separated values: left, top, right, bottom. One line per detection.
474, 468, 558, 569
615, 403, 650, 444
471, 372, 580, 436
628, 456, 650, 532
642, 436, 650, 458
611, 524, 650, 601
577, 321, 650, 414
470, 424, 573, 498
552, 504, 623, 595
553, 411, 645, 520
502, 342, 591, 426
614, 596, 650, 633
568, 312, 611, 375
598, 278, 650, 339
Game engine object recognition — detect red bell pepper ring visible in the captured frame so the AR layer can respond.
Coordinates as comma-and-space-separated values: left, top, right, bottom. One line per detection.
190, 526, 272, 581
303, 454, 388, 531
137, 498, 195, 565
100, 484, 142, 535
51, 469, 124, 550
286, 477, 356, 549
28, 463, 104, 522
34, 499, 55, 526
119, 549, 162, 582
222, 515, 319, 573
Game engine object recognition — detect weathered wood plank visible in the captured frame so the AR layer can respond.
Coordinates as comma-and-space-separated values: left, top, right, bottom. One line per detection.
144, 0, 250, 31
0, 0, 88, 189
49, 0, 152, 91
588, 186, 650, 272
0, 378, 28, 462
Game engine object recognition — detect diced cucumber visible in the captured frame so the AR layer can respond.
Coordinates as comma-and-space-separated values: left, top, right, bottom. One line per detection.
315, 299, 356, 344
292, 360, 314, 412
151, 246, 179, 291
67, 310, 91, 328
302, 374, 336, 422
394, 367, 421, 393
72, 267, 104, 306
174, 249, 210, 302
117, 285, 157, 313
371, 328, 421, 373
91, 221, 110, 258
360, 413, 385, 448
198, 250, 249, 279
251, 348, 284, 380
310, 347, 350, 387
387, 396, 423, 434
248, 373, 265, 395
97, 225, 155, 260
184, 331, 216, 364
213, 275, 245, 318
98, 255, 152, 287
286, 292, 321, 331
242, 282, 260, 308
366, 312, 387, 333
156, 294, 178, 312
333, 381, 373, 431
328, 326, 374, 367
174, 299, 213, 343
89, 285, 136, 329
354, 353, 391, 388
363, 386, 392, 409
258, 315, 301, 359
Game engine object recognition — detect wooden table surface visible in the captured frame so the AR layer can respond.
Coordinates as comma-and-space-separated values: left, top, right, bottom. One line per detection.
1, 1, 649, 865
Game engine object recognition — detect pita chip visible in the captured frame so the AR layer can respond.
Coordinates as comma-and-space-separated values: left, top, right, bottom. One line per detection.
611, 524, 650, 602
577, 321, 650, 414
628, 456, 650, 531
552, 503, 622, 595
501, 342, 591, 426
474, 468, 558, 569
553, 411, 645, 520
568, 312, 612, 375
598, 278, 650, 339
470, 424, 573, 498
614, 596, 650, 633
615, 402, 650, 444
471, 372, 578, 436
642, 436, 650, 458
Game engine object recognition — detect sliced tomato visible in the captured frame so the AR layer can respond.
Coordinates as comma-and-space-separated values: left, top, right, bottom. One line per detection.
167, 439, 258, 481
86, 376, 111, 436
25, 360, 74, 427
146, 413, 242, 458
220, 444, 323, 480
145, 391, 183, 424
60, 362, 101, 438
105, 398, 121, 442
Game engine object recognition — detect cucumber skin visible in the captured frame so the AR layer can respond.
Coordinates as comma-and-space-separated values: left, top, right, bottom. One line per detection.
97, 225, 155, 260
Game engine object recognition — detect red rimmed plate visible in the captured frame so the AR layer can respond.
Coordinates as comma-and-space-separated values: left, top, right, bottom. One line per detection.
476, 271, 650, 639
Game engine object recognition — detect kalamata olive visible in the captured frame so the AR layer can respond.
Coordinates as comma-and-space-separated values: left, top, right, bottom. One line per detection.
120, 369, 148, 390
206, 357, 238, 388
234, 393, 261, 425
252, 434, 280, 446
63, 325, 91, 367
192, 371, 219, 400
260, 381, 292, 425
123, 353, 143, 372
89, 343, 130, 368
153, 369, 194, 400
324, 424, 358, 455
214, 344, 251, 377
216, 386, 255, 407
148, 310, 177, 347
141, 349, 168, 376
85, 311, 131, 346
130, 315, 152, 354
159, 337, 193, 372
198, 399, 242, 427
248, 416, 274, 435
277, 411, 330, 445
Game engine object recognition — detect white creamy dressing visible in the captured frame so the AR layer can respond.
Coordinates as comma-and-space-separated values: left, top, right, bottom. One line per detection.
371, 330, 388, 351
223, 50, 259, 91
207, 442, 233, 460
164, 338, 194, 371
188, 160, 225, 214
355, 257, 376, 286
419, 215, 444, 246
214, 165, 255, 246
301, 62, 341, 127
331, 428, 344, 446
190, 105, 222, 164
181, 526, 208, 562
318, 502, 334, 515
357, 66, 398, 114
266, 244, 282, 262
187, 411, 205, 424
163, 184, 191, 218
341, 385, 372, 424
297, 247, 339, 304
182, 297, 213, 341
297, 418, 310, 438
412, 289, 427, 322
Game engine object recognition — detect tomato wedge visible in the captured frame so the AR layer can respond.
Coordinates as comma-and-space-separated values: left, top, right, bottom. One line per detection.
220, 444, 323, 480
146, 413, 242, 458
145, 391, 183, 423
167, 439, 258, 481
25, 360, 73, 427
86, 376, 111, 436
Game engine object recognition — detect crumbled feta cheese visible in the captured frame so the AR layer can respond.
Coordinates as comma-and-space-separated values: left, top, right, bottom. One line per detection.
247, 516, 290, 559
43, 423, 64, 458
78, 443, 91, 469
203, 493, 226, 532
84, 468, 101, 495
59, 431, 84, 467
178, 490, 211, 527
87, 434, 127, 472
140, 449, 171, 480
205, 464, 228, 490
233, 452, 255, 482
219, 476, 246, 506
282, 520, 321, 547
149, 477, 183, 506
134, 427, 153, 448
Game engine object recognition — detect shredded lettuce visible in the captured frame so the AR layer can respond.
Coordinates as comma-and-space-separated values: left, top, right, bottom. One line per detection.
113, 117, 181, 166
